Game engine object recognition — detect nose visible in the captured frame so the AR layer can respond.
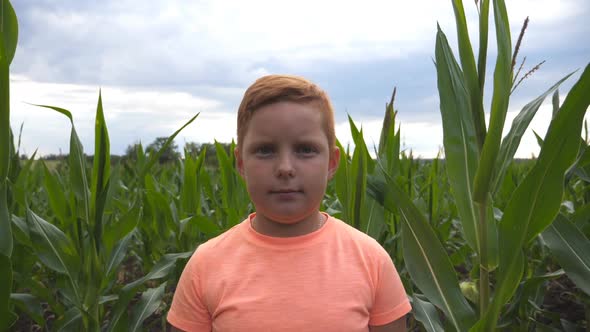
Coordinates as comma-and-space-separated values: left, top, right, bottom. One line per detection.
276, 152, 295, 178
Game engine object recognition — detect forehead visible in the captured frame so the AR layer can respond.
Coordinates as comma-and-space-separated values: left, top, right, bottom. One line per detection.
244, 102, 326, 141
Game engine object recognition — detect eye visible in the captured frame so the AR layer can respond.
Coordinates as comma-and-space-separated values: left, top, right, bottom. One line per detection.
296, 144, 318, 156
254, 144, 274, 157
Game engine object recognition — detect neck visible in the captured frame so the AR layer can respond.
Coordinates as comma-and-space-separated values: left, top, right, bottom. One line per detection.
251, 212, 326, 237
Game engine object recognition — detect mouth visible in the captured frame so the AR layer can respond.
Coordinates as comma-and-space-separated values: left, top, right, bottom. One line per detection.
270, 189, 302, 194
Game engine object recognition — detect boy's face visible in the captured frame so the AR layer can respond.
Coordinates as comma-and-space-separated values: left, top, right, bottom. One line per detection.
236, 101, 340, 232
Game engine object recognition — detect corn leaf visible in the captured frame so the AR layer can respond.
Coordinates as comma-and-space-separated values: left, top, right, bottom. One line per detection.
473, 0, 512, 203
475, 62, 590, 331
34, 104, 91, 223
129, 282, 166, 332
350, 129, 367, 230
477, 0, 490, 91
90, 91, 111, 254
141, 113, 198, 178
0, 253, 17, 330
10, 150, 36, 209
103, 204, 141, 254
491, 72, 574, 195
25, 208, 81, 306
181, 150, 202, 217
0, 0, 18, 258
107, 252, 191, 331
434, 25, 481, 257
368, 173, 476, 331
104, 230, 136, 282
42, 162, 68, 224
334, 139, 352, 222
0, 184, 10, 257
180, 215, 220, 237
52, 307, 82, 332
451, 0, 486, 149
542, 214, 590, 295
10, 293, 45, 326
411, 295, 445, 332
552, 89, 560, 118
0, 0, 17, 65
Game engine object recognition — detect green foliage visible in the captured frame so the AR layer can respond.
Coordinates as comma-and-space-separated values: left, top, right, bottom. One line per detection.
146, 137, 181, 164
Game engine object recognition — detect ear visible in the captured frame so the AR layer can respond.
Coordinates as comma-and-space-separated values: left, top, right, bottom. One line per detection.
327, 146, 340, 180
235, 147, 245, 177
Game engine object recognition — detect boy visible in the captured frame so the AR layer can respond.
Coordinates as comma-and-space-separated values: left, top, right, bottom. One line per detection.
168, 75, 411, 331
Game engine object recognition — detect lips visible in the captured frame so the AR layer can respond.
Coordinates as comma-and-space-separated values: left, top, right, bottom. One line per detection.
270, 189, 302, 194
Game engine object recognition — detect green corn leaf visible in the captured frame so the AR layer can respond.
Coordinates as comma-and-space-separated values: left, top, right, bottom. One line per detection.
552, 89, 560, 118
10, 148, 35, 204
107, 252, 191, 331
52, 307, 82, 332
473, 0, 512, 203
348, 115, 375, 172
181, 152, 199, 216
25, 208, 81, 305
42, 162, 68, 224
350, 130, 367, 230
11, 214, 31, 247
475, 63, 590, 331
34, 104, 91, 223
215, 141, 233, 211
334, 140, 352, 222
130, 251, 192, 289
0, 183, 10, 258
10, 293, 45, 326
145, 174, 176, 240
434, 25, 481, 257
451, 0, 486, 150
104, 204, 141, 254
141, 113, 198, 178
0, 253, 17, 330
411, 295, 445, 332
377, 91, 396, 158
491, 72, 574, 195
368, 173, 476, 331
477, 0, 490, 92
104, 230, 135, 281
542, 214, 590, 295
129, 282, 166, 332
90, 91, 111, 254
0, 0, 18, 260
180, 215, 220, 238
0, 0, 18, 65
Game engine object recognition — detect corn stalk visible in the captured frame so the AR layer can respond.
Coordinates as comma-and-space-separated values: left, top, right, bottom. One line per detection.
0, 0, 18, 330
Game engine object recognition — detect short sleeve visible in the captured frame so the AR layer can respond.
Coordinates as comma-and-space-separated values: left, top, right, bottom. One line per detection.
167, 249, 212, 331
369, 248, 412, 326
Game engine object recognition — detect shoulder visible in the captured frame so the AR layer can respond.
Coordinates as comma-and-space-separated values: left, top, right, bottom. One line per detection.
327, 216, 392, 264
329, 217, 387, 251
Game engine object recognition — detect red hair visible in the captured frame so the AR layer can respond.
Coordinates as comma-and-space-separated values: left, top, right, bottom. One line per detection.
237, 74, 336, 153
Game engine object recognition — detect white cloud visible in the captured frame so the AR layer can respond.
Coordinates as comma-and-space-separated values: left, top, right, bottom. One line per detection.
8, 0, 588, 159
10, 75, 238, 156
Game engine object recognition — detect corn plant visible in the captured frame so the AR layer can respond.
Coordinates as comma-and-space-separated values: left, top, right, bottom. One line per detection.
4, 91, 198, 331
0, 0, 18, 329
366, 0, 590, 330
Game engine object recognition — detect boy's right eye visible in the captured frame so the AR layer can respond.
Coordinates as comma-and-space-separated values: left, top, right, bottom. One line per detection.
254, 145, 274, 156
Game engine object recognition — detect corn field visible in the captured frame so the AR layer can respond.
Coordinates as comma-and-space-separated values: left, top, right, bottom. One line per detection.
2, 0, 590, 331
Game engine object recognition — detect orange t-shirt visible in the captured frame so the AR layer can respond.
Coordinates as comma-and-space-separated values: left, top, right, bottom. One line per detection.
168, 213, 411, 331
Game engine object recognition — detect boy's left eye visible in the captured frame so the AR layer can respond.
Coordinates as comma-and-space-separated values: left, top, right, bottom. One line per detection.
296, 145, 317, 155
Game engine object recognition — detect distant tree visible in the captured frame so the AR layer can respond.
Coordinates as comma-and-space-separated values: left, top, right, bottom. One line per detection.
147, 137, 180, 164
184, 142, 200, 158
124, 142, 143, 161
182, 141, 233, 168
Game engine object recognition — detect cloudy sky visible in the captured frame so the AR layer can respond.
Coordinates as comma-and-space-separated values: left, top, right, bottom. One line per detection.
8, 0, 590, 158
